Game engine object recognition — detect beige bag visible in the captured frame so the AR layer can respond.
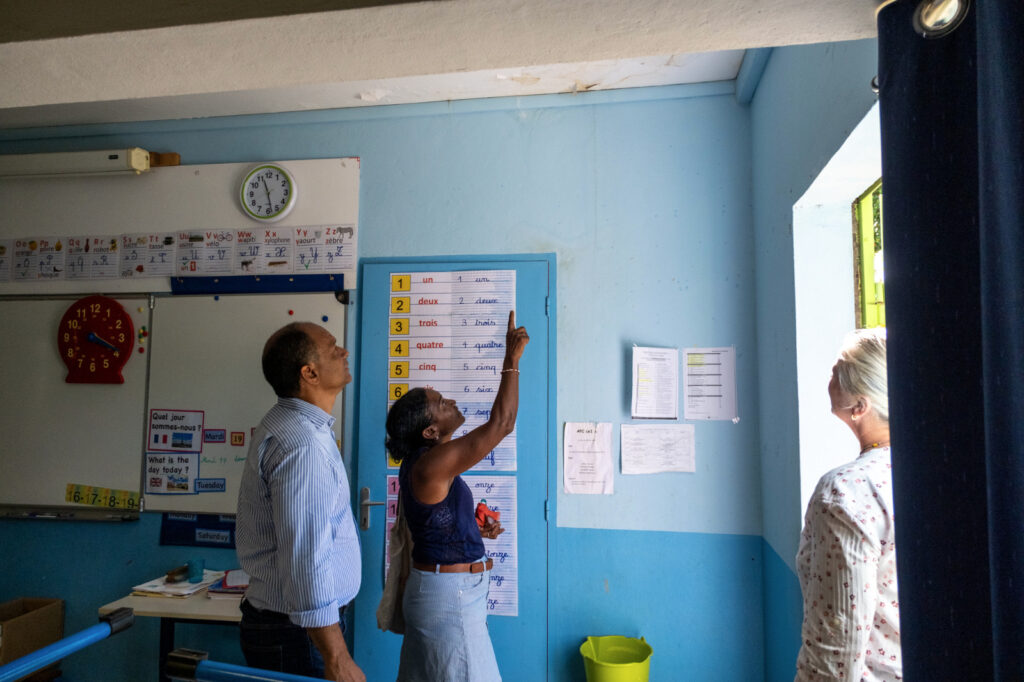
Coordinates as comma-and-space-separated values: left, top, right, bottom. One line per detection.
376, 496, 413, 633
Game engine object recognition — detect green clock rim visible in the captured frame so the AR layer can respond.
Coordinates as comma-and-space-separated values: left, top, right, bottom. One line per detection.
239, 163, 296, 221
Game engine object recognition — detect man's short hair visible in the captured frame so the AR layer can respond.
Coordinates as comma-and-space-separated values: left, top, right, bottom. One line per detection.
262, 323, 316, 397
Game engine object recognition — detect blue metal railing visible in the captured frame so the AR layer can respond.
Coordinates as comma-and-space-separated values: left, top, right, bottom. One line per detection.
166, 649, 322, 682
0, 607, 133, 682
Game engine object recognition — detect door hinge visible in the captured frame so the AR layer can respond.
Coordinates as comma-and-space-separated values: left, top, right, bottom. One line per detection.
544, 499, 550, 521
544, 296, 550, 317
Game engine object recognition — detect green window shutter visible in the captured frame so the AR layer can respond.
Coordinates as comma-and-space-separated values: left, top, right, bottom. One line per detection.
853, 178, 885, 328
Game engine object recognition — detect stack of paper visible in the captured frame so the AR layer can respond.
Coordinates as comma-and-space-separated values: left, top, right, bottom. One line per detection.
132, 569, 225, 598
207, 569, 249, 600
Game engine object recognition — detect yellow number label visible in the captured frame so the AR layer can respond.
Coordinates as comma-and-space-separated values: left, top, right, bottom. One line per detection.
391, 297, 410, 314
390, 340, 409, 357
391, 318, 409, 335
389, 361, 409, 378
391, 274, 411, 292
390, 383, 408, 400
65, 483, 139, 510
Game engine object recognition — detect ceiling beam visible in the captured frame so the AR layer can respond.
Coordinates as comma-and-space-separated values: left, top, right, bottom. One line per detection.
0, 0, 877, 129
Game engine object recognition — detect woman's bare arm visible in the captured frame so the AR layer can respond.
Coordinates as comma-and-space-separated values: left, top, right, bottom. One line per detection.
413, 311, 529, 503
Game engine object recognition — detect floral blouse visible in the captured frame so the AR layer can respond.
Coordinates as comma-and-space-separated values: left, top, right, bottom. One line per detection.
795, 446, 901, 681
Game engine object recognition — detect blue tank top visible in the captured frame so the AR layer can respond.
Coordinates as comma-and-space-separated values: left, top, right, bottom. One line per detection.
399, 448, 485, 565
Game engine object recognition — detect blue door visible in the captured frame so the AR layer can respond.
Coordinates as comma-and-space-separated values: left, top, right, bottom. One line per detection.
353, 256, 554, 680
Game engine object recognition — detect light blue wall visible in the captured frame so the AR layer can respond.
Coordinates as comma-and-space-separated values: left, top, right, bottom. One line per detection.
554, 87, 761, 537
751, 38, 879, 565
0, 38, 878, 680
749, 39, 879, 680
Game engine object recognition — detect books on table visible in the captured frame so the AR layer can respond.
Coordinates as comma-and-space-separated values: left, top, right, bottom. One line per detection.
132, 569, 225, 598
207, 568, 249, 599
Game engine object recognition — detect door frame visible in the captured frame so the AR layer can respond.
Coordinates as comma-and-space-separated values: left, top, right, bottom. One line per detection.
349, 253, 557, 680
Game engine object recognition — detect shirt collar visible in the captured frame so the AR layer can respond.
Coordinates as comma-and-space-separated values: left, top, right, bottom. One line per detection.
276, 396, 336, 430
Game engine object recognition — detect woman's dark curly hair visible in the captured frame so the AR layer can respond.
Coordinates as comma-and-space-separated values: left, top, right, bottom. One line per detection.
385, 387, 434, 463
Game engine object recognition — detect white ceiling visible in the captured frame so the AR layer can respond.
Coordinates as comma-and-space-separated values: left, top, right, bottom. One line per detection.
0, 0, 879, 130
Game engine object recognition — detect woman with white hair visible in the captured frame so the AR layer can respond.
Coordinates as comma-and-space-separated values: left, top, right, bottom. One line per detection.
795, 328, 901, 681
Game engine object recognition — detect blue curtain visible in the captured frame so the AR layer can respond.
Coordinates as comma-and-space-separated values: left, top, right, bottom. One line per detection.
877, 1, 1024, 678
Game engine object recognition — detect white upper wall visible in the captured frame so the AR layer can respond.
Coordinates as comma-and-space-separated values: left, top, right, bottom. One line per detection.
0, 0, 878, 128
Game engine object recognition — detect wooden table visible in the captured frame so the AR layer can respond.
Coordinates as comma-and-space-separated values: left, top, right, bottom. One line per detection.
98, 592, 241, 682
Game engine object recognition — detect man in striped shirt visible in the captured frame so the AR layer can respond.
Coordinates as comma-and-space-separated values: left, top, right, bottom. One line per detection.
236, 322, 364, 682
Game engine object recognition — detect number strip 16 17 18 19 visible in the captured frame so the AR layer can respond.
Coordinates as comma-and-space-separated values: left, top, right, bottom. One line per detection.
65, 483, 139, 510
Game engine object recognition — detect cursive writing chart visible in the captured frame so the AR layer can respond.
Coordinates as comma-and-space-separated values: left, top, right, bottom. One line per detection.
387, 270, 517, 471
383, 474, 519, 616
465, 475, 518, 616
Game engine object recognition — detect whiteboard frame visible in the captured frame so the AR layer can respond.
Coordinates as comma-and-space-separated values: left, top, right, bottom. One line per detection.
142, 291, 347, 515
0, 294, 152, 518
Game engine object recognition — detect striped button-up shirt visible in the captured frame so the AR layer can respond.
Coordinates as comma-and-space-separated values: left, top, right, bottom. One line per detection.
236, 397, 361, 628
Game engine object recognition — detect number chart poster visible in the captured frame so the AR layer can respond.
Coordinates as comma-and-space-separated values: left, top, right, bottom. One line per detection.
387, 270, 517, 471
384, 474, 519, 617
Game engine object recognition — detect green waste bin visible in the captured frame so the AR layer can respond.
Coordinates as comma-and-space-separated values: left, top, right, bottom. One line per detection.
580, 635, 652, 682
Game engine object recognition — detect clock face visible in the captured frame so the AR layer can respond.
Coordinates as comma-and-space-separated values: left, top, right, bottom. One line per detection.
240, 163, 297, 222
57, 295, 135, 384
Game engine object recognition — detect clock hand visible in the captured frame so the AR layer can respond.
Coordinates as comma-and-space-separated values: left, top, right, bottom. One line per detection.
86, 331, 118, 351
260, 175, 273, 209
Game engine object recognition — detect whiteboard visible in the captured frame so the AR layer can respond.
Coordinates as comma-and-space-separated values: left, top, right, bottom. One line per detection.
143, 292, 346, 514
0, 296, 151, 512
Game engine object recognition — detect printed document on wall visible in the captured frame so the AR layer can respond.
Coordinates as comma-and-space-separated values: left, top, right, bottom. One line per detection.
631, 347, 679, 419
621, 424, 695, 474
563, 422, 614, 494
683, 346, 738, 421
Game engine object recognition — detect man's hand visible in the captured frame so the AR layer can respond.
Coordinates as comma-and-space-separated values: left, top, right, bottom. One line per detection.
326, 655, 365, 682
306, 623, 365, 682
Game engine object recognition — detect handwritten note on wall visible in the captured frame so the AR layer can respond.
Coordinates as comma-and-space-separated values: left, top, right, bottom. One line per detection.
563, 422, 614, 494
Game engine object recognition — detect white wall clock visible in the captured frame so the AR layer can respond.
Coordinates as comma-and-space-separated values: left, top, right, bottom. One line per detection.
239, 162, 297, 222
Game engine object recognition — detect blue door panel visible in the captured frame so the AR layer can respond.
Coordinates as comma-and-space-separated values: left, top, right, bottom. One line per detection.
354, 256, 551, 681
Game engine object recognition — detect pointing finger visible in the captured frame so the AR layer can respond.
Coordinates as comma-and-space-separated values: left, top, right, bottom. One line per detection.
508, 310, 515, 331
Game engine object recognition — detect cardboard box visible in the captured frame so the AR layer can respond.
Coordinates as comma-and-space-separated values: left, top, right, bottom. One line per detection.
0, 598, 65, 681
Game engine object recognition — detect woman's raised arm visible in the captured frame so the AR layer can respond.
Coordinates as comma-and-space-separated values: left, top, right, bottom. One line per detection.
414, 311, 529, 500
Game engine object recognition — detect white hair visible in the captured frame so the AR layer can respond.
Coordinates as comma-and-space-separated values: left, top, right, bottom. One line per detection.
835, 327, 889, 422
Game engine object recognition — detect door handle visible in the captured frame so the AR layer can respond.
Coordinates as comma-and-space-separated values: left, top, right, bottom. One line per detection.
359, 486, 386, 531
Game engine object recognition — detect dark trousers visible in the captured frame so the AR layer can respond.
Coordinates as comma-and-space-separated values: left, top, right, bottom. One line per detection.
239, 600, 347, 679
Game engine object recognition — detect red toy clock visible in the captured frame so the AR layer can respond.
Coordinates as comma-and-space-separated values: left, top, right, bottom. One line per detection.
57, 295, 135, 383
